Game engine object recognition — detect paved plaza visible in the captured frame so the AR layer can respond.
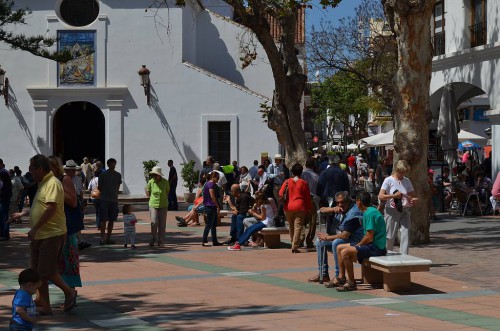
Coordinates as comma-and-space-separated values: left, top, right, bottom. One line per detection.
1, 205, 500, 330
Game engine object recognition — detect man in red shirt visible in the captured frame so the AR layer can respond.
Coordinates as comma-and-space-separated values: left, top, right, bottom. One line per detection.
347, 153, 356, 178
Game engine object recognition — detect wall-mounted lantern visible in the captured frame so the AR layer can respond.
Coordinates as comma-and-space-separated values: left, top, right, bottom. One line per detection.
138, 65, 151, 106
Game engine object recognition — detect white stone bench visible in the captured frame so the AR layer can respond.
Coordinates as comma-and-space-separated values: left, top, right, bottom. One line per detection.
361, 251, 432, 292
258, 227, 289, 249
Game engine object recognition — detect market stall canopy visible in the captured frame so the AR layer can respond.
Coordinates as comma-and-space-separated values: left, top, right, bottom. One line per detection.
361, 130, 394, 147
457, 129, 487, 143
346, 143, 366, 150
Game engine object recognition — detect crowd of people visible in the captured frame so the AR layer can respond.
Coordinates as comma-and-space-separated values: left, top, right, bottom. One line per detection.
429, 150, 500, 217
2, 149, 499, 327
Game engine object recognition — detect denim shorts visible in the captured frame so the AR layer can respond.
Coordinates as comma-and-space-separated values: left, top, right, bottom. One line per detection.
352, 243, 387, 263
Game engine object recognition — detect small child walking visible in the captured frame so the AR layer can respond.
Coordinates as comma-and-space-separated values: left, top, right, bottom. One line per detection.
10, 268, 42, 331
123, 204, 137, 249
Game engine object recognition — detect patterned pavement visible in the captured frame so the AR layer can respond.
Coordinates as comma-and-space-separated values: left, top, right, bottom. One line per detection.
1, 207, 500, 330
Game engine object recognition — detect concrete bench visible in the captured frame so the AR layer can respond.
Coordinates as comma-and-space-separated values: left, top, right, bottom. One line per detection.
258, 227, 289, 249
361, 251, 432, 292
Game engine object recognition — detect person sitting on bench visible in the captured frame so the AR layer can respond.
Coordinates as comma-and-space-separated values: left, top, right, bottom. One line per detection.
308, 191, 363, 287
335, 191, 387, 292
227, 192, 275, 251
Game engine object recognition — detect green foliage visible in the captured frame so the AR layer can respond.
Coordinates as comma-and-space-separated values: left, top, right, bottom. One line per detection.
308, 0, 396, 114
180, 160, 199, 193
0, 1, 79, 62
143, 160, 159, 184
311, 68, 383, 142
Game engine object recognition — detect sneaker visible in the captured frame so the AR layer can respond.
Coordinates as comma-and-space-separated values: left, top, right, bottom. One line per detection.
227, 243, 241, 251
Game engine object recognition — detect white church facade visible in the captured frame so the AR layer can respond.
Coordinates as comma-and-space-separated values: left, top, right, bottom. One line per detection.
0, 0, 281, 194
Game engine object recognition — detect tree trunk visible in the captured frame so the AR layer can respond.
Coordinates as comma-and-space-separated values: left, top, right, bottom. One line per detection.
383, 0, 435, 244
234, 9, 308, 167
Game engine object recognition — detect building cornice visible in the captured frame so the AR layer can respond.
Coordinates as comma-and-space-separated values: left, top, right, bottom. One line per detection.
27, 87, 129, 99
432, 42, 500, 72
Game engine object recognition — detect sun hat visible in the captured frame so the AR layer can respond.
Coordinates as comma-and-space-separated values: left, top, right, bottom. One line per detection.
149, 166, 164, 177
274, 154, 283, 160
63, 160, 81, 170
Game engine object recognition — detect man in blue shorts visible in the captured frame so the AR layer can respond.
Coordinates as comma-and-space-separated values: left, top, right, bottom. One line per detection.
335, 191, 386, 292
98, 158, 122, 245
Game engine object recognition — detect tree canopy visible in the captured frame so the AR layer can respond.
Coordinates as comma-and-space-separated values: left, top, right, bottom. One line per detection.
311, 69, 384, 144
308, 0, 397, 115
0, 1, 72, 61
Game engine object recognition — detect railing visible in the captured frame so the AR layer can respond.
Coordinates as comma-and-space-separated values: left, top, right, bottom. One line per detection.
469, 21, 487, 48
432, 32, 445, 56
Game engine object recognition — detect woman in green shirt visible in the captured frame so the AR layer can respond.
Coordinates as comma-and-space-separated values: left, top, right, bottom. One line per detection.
146, 166, 170, 247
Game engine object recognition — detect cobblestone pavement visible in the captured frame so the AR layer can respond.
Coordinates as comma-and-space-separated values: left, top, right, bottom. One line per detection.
1, 207, 499, 330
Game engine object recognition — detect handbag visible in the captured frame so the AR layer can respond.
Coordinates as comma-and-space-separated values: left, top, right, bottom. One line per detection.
281, 180, 289, 202
90, 187, 101, 199
273, 215, 286, 228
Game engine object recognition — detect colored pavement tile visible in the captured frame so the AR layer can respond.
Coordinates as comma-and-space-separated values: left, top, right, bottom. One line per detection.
1, 209, 500, 330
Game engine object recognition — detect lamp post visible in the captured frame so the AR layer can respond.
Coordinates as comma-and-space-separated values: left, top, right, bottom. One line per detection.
0, 66, 9, 106
339, 129, 344, 154
138, 65, 151, 106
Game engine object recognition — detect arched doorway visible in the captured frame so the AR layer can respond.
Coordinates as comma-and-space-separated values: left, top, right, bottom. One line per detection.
53, 101, 105, 163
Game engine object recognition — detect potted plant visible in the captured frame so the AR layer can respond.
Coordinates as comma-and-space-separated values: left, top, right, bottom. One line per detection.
180, 160, 199, 203
142, 160, 159, 184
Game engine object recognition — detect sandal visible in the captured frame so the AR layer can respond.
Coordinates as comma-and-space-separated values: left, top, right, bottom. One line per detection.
63, 290, 77, 312
336, 281, 357, 292
325, 277, 346, 288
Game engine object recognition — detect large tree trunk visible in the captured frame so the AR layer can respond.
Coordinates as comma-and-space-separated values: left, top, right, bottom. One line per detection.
233, 8, 308, 166
383, 0, 435, 244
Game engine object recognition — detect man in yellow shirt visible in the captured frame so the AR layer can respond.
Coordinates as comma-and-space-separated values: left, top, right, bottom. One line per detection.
10, 154, 77, 314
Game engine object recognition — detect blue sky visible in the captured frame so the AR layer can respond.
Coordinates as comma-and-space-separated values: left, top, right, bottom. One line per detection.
306, 0, 364, 32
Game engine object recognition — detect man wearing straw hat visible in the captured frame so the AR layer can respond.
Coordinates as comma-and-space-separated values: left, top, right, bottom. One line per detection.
146, 166, 170, 247
268, 154, 288, 203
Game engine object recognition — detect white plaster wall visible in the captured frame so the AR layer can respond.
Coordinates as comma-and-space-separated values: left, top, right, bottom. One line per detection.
195, 10, 274, 98
201, 0, 234, 18
0, 0, 278, 194
442, 0, 500, 55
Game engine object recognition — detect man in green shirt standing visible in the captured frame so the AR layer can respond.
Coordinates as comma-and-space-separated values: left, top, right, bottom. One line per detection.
335, 191, 386, 292
146, 166, 170, 247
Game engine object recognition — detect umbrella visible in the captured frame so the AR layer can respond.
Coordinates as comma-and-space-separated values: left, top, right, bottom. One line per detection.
458, 140, 480, 151
437, 84, 459, 169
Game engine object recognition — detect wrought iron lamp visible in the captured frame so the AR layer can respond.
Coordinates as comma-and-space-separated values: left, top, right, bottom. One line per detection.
138, 65, 151, 106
